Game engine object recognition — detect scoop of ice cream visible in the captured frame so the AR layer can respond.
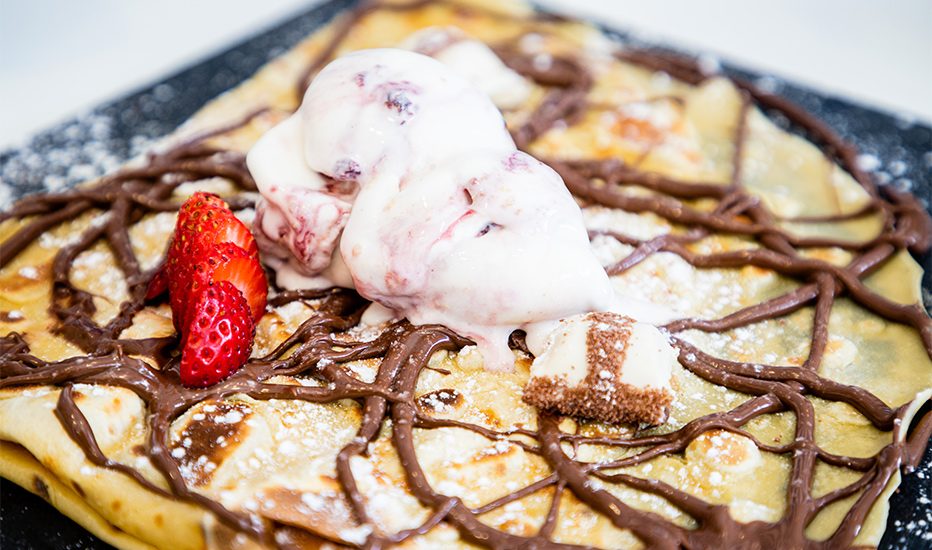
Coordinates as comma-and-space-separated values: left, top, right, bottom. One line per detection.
341, 149, 613, 370
247, 47, 515, 289
247, 113, 357, 287
248, 46, 669, 373
523, 312, 676, 425
299, 48, 515, 184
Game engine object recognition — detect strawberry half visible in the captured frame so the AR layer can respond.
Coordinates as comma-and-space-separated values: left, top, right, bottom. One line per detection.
209, 244, 268, 322
162, 192, 269, 388
150, 191, 257, 303
169, 243, 267, 337
172, 193, 259, 259
168, 255, 215, 337
179, 280, 254, 388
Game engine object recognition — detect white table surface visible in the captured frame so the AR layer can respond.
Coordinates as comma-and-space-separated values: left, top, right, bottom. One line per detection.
1, 0, 930, 151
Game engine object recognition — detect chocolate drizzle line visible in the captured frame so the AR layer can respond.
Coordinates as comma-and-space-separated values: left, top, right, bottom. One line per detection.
1, 1, 931, 549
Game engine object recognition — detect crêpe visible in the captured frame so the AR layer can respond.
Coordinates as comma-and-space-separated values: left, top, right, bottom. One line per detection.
1, 1, 930, 549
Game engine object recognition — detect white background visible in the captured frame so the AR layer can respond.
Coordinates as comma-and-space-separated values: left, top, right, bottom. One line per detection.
1, 0, 930, 150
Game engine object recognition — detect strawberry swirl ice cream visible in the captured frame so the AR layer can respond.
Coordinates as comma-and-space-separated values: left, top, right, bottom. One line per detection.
248, 46, 669, 372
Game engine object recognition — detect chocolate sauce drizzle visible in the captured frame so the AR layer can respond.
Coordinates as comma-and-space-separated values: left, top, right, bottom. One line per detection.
2, 1, 931, 549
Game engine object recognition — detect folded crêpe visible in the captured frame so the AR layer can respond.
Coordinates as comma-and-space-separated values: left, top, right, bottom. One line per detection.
1, 0, 930, 549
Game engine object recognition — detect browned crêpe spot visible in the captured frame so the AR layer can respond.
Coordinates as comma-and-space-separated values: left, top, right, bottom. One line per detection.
170, 401, 252, 487
477, 405, 504, 429
71, 480, 86, 499
0, 262, 50, 293
524, 313, 673, 426
254, 481, 359, 544
103, 395, 124, 414
31, 475, 50, 500
689, 430, 755, 468
1, 311, 25, 323
612, 116, 666, 146
416, 388, 463, 415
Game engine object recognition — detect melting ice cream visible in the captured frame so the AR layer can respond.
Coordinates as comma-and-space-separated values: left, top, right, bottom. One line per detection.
247, 45, 672, 382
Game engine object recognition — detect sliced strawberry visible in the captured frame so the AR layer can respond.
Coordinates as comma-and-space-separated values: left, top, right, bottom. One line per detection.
164, 193, 269, 386
179, 280, 254, 388
172, 192, 259, 259
168, 257, 214, 337
210, 247, 268, 323
179, 191, 228, 212
168, 243, 268, 332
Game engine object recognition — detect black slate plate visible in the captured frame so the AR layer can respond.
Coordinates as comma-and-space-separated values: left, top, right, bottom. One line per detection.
1, 0, 930, 548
